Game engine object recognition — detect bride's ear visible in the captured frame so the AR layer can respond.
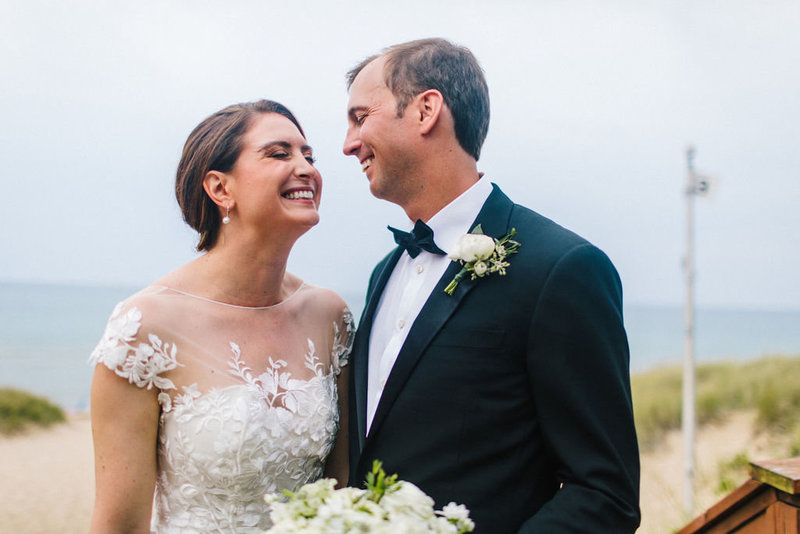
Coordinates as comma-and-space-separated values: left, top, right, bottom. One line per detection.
202, 171, 234, 210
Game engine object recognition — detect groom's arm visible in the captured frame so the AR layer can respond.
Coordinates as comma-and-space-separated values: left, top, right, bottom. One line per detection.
519, 243, 640, 533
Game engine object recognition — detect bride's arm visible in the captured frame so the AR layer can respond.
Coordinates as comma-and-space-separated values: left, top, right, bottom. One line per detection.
324, 364, 350, 487
89, 364, 159, 533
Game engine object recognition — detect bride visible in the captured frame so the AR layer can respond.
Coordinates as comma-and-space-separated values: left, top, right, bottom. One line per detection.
88, 100, 353, 533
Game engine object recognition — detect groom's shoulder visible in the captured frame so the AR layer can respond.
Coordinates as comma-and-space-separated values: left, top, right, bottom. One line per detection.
505, 200, 621, 287
490, 184, 585, 244
506, 196, 592, 254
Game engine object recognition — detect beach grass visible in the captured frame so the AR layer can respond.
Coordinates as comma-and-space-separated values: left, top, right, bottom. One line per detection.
632, 354, 800, 452
0, 388, 66, 434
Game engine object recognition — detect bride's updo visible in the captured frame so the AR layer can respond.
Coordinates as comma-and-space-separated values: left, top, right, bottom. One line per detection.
175, 100, 306, 251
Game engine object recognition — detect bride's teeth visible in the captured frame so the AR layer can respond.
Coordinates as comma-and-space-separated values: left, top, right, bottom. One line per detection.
284, 190, 313, 200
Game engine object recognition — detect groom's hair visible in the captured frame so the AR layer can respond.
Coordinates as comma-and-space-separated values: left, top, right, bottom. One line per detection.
175, 100, 305, 251
346, 38, 490, 161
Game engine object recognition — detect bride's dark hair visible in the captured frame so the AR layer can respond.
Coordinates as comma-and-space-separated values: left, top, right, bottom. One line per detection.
175, 100, 305, 251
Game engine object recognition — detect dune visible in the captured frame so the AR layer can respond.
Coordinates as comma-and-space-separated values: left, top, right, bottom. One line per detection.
639, 409, 792, 533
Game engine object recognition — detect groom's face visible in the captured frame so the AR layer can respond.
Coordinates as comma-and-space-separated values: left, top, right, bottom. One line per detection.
343, 57, 421, 207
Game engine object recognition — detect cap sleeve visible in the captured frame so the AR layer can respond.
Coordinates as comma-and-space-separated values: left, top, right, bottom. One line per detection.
88, 301, 181, 392
331, 307, 354, 375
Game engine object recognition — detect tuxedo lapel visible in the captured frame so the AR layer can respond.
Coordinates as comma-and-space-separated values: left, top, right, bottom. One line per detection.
353, 247, 404, 452
365, 184, 514, 444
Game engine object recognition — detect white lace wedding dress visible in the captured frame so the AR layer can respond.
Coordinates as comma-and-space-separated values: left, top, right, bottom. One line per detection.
89, 284, 353, 533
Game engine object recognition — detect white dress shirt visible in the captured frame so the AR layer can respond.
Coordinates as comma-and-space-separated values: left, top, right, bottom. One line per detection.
366, 177, 493, 433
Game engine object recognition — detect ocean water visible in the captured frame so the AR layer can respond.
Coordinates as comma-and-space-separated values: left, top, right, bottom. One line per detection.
0, 282, 138, 412
1, 281, 798, 410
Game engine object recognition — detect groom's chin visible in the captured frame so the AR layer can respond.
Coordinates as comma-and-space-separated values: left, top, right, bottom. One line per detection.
367, 180, 399, 206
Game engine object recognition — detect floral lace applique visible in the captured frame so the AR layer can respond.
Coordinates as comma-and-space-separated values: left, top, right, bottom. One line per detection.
159, 383, 201, 413
89, 303, 181, 392
305, 339, 325, 376
227, 339, 329, 414
332, 311, 355, 374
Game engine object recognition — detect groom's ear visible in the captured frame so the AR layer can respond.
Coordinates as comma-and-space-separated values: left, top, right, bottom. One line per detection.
415, 89, 444, 136
202, 170, 233, 208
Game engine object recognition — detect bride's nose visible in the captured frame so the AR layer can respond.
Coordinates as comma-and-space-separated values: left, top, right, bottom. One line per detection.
295, 156, 316, 178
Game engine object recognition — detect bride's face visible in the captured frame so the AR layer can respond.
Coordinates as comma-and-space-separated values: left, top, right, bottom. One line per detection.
227, 112, 322, 234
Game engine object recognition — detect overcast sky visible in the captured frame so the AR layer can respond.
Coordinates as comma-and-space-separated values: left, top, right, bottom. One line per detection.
1, 0, 798, 311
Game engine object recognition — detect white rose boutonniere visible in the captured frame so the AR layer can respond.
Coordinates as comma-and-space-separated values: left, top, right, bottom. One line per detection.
444, 224, 521, 295
447, 233, 495, 262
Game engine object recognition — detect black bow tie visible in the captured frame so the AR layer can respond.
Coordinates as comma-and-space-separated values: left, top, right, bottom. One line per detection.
388, 219, 447, 258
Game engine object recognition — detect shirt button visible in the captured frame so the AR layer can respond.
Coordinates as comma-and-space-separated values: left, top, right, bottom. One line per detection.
398, 319, 406, 329
380, 378, 387, 388
417, 265, 424, 274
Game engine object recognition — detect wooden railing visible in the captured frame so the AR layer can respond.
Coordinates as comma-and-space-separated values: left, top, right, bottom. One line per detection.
678, 457, 800, 533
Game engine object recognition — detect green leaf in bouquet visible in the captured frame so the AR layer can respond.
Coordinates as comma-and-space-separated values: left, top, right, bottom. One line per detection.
364, 459, 399, 503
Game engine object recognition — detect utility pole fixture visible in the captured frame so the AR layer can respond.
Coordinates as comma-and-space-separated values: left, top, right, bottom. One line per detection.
683, 145, 711, 515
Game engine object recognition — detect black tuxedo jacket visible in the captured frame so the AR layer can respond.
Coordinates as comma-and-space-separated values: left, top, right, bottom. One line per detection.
348, 185, 640, 533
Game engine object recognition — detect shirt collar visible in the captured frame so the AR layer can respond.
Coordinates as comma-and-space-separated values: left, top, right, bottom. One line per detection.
420, 176, 493, 255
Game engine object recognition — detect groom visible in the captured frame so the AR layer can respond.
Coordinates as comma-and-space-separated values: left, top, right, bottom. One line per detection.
343, 38, 640, 533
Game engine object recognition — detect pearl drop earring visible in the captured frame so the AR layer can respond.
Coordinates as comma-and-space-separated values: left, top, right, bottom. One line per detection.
222, 206, 231, 225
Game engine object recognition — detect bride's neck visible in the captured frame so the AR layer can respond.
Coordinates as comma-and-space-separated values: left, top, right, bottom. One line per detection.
181, 236, 298, 308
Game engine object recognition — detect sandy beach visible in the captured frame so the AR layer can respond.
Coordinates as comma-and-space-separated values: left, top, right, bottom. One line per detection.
0, 410, 792, 533
0, 414, 94, 534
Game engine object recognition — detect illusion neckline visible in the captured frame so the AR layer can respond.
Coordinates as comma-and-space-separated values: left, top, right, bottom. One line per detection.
150, 283, 308, 310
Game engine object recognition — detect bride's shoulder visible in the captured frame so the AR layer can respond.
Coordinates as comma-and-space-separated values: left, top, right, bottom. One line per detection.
292, 282, 354, 370
89, 286, 182, 390
294, 282, 351, 319
106, 285, 179, 324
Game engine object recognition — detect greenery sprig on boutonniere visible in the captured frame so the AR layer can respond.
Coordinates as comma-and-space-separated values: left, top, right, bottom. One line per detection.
444, 224, 521, 295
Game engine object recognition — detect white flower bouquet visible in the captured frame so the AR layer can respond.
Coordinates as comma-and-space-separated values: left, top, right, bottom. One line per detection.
263, 461, 475, 533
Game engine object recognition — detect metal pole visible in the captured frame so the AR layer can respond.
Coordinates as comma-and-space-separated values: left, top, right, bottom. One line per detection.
682, 146, 697, 515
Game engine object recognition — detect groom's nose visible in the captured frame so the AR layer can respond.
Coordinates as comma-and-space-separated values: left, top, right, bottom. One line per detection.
342, 127, 360, 157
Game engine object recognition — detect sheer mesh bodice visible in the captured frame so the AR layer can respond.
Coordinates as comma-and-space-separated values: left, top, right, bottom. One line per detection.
89, 284, 354, 533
